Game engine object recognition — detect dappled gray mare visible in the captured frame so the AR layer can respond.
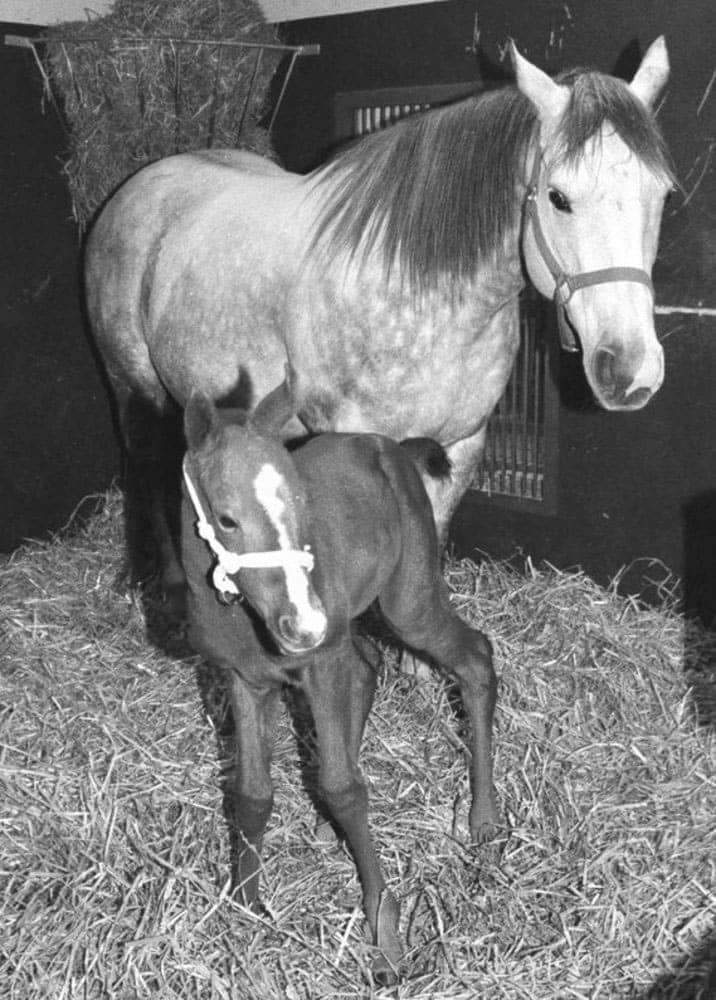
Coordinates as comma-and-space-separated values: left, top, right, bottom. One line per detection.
85, 39, 673, 605
181, 381, 496, 982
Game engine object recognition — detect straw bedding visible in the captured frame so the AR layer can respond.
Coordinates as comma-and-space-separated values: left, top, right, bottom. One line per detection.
44, 0, 280, 229
1, 489, 714, 999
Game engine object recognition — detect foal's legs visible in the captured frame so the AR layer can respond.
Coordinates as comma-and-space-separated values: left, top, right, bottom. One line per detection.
381, 580, 499, 841
302, 643, 402, 983
225, 669, 282, 905
401, 428, 490, 681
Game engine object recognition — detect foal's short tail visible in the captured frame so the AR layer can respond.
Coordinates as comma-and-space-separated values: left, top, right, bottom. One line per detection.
399, 437, 452, 481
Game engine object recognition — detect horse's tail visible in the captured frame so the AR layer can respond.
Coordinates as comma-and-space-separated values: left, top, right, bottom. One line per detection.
399, 437, 452, 481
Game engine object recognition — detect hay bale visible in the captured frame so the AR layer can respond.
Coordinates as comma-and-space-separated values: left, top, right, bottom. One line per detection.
45, 0, 282, 229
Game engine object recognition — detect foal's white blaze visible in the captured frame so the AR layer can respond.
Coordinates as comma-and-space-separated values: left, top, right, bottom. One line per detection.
253, 463, 328, 642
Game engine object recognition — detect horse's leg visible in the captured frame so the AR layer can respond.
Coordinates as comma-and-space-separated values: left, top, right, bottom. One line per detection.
430, 427, 488, 549
303, 647, 402, 984
225, 668, 281, 906
401, 426, 488, 680
113, 379, 186, 614
150, 404, 187, 614
381, 578, 499, 843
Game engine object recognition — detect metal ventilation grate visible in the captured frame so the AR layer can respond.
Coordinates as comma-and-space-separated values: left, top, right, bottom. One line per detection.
471, 294, 548, 503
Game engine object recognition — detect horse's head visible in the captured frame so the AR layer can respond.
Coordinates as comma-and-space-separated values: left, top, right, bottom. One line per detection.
184, 385, 328, 655
513, 38, 673, 411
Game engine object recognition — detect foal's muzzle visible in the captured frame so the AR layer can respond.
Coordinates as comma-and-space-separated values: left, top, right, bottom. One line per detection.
275, 611, 328, 655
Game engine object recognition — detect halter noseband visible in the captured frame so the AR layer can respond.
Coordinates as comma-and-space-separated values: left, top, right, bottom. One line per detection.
524, 153, 654, 352
182, 459, 314, 599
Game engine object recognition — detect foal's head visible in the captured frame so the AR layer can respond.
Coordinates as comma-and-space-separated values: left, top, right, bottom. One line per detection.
184, 388, 328, 655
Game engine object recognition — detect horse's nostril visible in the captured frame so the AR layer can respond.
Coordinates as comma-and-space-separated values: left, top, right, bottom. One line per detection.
622, 385, 652, 410
278, 615, 300, 643
594, 346, 617, 394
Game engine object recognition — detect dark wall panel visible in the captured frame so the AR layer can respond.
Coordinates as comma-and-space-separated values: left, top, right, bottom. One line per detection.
0, 29, 120, 551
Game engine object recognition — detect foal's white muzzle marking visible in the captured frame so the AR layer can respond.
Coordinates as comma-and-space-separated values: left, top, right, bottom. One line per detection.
252, 463, 328, 642
182, 459, 314, 599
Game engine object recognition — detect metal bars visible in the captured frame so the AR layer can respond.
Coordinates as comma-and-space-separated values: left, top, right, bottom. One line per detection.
472, 298, 546, 502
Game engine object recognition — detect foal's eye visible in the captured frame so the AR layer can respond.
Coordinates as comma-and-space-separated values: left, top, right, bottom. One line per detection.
548, 188, 572, 213
218, 514, 239, 531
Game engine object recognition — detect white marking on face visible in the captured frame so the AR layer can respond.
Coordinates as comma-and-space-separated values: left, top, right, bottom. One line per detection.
253, 463, 327, 638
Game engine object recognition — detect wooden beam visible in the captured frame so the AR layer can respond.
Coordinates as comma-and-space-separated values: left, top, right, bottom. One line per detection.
0, 1, 113, 24
259, 0, 447, 21
0, 0, 446, 27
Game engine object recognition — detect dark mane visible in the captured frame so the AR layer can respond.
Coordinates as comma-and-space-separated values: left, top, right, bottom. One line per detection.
310, 69, 673, 293
311, 87, 537, 292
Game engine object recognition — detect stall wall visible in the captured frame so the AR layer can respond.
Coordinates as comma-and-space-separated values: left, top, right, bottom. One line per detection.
0, 27, 120, 551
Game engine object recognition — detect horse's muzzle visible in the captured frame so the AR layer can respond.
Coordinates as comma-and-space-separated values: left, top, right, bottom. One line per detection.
589, 343, 663, 411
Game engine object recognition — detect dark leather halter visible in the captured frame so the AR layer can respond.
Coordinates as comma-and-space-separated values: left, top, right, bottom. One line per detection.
524, 153, 654, 352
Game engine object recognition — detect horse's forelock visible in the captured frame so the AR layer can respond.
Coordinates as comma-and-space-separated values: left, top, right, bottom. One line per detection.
552, 70, 674, 181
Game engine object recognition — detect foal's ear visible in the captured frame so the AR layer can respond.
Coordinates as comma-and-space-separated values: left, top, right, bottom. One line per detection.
184, 390, 218, 451
251, 368, 296, 436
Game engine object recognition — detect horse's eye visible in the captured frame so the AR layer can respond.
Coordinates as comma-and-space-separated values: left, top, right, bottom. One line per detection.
218, 514, 238, 531
548, 188, 572, 213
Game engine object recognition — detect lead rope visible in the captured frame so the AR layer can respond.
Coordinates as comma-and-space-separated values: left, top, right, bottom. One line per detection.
182, 458, 314, 599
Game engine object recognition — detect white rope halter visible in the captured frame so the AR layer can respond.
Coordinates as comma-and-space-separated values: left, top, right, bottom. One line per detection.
182, 458, 315, 598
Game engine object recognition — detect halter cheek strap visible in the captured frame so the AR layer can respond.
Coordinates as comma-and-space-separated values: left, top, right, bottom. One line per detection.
182, 458, 314, 599
524, 154, 654, 352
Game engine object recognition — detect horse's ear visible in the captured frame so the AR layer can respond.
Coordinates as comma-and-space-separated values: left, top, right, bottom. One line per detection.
184, 390, 217, 451
251, 365, 296, 436
510, 40, 569, 127
629, 36, 669, 109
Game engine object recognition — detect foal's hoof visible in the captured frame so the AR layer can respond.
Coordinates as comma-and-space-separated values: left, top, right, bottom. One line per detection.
399, 649, 432, 681
370, 890, 404, 986
453, 799, 505, 853
371, 952, 403, 988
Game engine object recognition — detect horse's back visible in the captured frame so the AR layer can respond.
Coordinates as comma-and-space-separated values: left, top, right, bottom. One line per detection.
87, 148, 298, 271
